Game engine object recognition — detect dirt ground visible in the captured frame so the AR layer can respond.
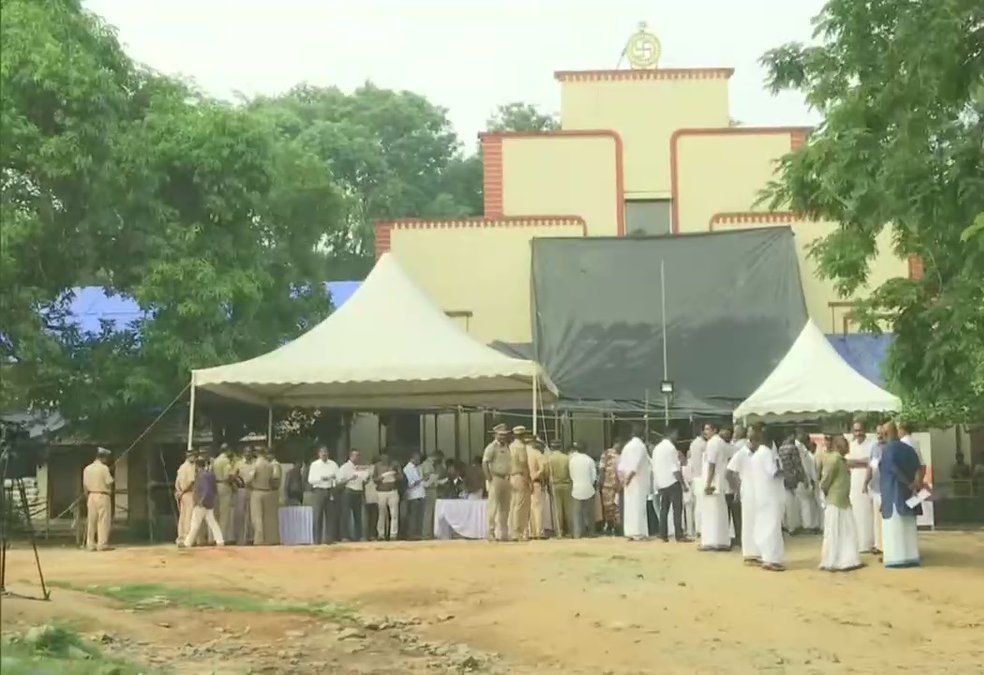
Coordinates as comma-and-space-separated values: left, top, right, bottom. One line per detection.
2, 530, 983, 674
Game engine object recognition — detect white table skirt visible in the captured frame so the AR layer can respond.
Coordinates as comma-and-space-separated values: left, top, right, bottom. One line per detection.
434, 499, 487, 540
279, 506, 313, 545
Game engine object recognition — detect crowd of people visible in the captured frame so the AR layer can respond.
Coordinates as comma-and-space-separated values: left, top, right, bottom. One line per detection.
80, 418, 928, 572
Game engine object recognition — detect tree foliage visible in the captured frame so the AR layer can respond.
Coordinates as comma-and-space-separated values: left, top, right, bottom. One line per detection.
761, 0, 984, 426
485, 102, 559, 133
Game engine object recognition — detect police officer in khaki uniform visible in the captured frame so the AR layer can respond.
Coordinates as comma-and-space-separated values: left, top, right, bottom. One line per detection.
174, 448, 198, 544
83, 447, 114, 551
246, 446, 275, 545
545, 439, 575, 537
527, 438, 547, 539
508, 425, 532, 541
212, 443, 236, 543
266, 447, 282, 545
482, 423, 512, 541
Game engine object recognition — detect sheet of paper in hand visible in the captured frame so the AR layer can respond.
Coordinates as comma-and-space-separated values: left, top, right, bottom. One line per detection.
905, 488, 932, 509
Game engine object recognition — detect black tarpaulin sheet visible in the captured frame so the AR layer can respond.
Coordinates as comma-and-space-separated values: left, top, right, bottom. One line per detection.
531, 227, 808, 411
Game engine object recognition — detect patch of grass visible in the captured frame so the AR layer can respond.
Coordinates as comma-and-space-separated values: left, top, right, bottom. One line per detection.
0, 624, 146, 675
50, 580, 357, 622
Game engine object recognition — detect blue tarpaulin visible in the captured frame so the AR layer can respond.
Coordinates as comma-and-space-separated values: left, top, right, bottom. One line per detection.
826, 333, 892, 388
64, 281, 362, 334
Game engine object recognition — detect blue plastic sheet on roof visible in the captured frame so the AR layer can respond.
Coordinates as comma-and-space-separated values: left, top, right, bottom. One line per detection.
64, 281, 362, 334
826, 333, 892, 388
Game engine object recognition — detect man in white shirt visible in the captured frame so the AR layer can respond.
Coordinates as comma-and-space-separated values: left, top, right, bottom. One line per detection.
687, 423, 713, 536
568, 441, 597, 538
750, 427, 786, 571
617, 424, 652, 541
848, 421, 876, 552
336, 450, 368, 541
726, 435, 759, 562
652, 429, 689, 542
403, 452, 426, 540
720, 427, 740, 546
699, 425, 732, 551
307, 446, 339, 545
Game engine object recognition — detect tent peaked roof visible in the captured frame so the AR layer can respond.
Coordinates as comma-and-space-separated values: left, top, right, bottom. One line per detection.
193, 253, 556, 409
733, 321, 900, 422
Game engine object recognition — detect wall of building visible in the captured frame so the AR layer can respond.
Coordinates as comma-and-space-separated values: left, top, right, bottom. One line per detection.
710, 214, 909, 333
672, 128, 807, 234
383, 217, 586, 343
484, 133, 622, 237
557, 69, 732, 199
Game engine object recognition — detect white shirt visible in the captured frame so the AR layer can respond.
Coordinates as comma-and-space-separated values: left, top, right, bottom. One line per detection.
338, 460, 369, 491
688, 436, 707, 479
651, 439, 681, 490
568, 451, 597, 500
900, 434, 924, 463
703, 434, 728, 492
617, 437, 651, 478
403, 462, 425, 500
726, 444, 754, 481
307, 458, 339, 489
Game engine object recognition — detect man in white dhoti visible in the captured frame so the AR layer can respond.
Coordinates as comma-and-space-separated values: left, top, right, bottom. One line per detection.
864, 425, 886, 554
819, 436, 863, 571
687, 424, 712, 536
749, 428, 786, 571
879, 422, 924, 568
848, 422, 876, 552
726, 436, 758, 563
795, 432, 822, 533
776, 436, 806, 534
618, 425, 651, 541
699, 426, 731, 551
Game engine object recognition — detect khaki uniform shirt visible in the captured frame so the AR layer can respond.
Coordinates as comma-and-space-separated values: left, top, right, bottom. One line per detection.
545, 452, 572, 485
175, 460, 197, 495
483, 441, 511, 479
83, 460, 114, 494
527, 446, 545, 482
212, 453, 234, 486
248, 456, 274, 491
270, 459, 282, 489
509, 440, 530, 477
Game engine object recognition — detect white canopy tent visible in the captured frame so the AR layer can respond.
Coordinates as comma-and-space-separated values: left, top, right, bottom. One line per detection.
733, 320, 900, 423
188, 253, 557, 448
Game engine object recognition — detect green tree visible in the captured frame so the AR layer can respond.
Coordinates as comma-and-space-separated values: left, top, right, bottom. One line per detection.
485, 102, 559, 133
761, 0, 984, 425
251, 84, 482, 273
1, 1, 346, 432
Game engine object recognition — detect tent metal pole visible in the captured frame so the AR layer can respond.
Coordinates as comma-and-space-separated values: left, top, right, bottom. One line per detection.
532, 373, 538, 436
661, 259, 670, 427
267, 407, 273, 446
185, 378, 196, 452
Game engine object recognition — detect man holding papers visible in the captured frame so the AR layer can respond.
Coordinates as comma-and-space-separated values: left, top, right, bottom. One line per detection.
878, 421, 926, 568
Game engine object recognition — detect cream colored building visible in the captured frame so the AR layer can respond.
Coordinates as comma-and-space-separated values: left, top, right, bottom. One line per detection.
378, 62, 911, 345
368, 34, 919, 462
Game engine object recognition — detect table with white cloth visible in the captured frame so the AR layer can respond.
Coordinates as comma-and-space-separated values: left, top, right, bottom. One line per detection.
434, 499, 487, 540
278, 506, 314, 545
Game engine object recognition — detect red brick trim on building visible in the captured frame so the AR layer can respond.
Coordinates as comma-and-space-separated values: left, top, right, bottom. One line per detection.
908, 255, 924, 280
709, 211, 813, 229
554, 68, 735, 82
373, 216, 587, 257
482, 136, 504, 217
478, 129, 626, 236
669, 126, 814, 233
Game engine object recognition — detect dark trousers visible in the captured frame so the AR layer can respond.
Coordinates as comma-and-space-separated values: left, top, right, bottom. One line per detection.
573, 498, 594, 538
311, 488, 337, 545
407, 498, 424, 540
646, 499, 659, 537
365, 503, 378, 540
341, 489, 363, 541
658, 481, 684, 541
726, 493, 742, 544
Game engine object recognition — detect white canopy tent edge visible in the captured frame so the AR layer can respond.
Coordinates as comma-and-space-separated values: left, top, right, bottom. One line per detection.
733, 320, 901, 424
185, 253, 557, 450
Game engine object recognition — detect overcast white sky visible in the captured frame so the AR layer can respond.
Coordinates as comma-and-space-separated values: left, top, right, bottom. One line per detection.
85, 0, 824, 145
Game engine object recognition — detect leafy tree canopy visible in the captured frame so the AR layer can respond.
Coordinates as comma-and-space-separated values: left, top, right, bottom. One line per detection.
761, 0, 984, 427
485, 102, 560, 133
